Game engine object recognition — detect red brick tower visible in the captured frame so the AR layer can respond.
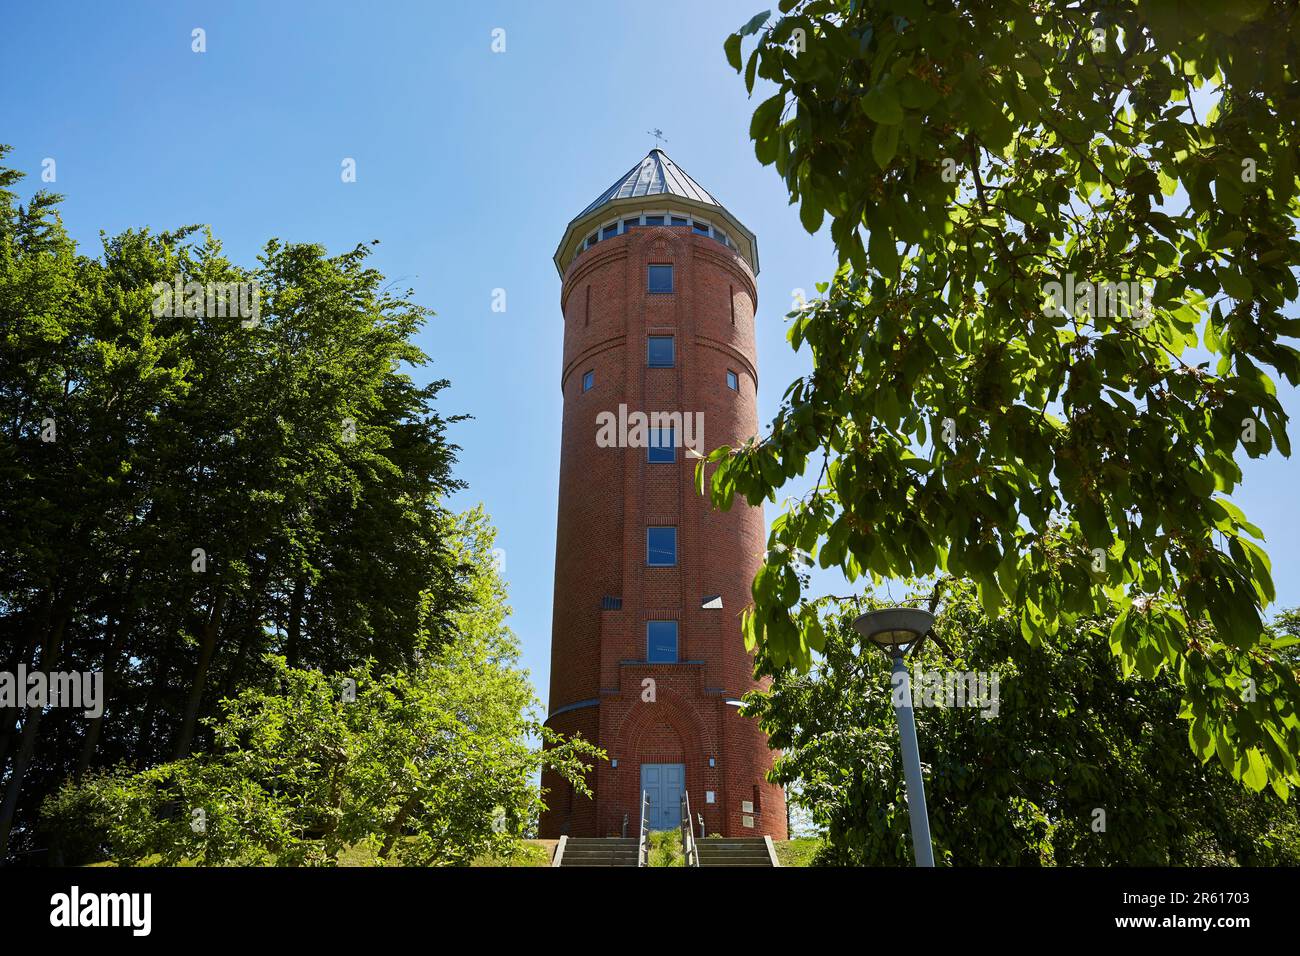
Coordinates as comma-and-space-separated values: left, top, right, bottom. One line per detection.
540, 149, 786, 840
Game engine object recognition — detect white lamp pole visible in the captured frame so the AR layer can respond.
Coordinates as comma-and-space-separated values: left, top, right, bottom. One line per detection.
852, 607, 936, 867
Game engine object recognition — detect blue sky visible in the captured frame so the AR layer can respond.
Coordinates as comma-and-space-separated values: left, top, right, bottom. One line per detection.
3, 0, 1296, 709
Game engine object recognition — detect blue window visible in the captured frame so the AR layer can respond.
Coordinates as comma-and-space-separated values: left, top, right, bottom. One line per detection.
726, 370, 738, 390
645, 215, 665, 226
714, 229, 729, 245
582, 369, 594, 392
647, 527, 677, 566
693, 221, 711, 236
648, 264, 673, 294
602, 223, 618, 240
647, 336, 674, 368
648, 427, 675, 463
624, 217, 641, 231
670, 216, 689, 227
647, 621, 679, 663
586, 233, 597, 247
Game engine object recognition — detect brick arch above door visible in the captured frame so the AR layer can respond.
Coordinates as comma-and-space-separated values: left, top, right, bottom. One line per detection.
612, 684, 714, 761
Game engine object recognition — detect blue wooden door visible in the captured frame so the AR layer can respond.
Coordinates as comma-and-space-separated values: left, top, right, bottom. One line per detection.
640, 763, 684, 830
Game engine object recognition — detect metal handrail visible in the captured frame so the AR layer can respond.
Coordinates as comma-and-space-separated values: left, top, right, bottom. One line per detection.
637, 790, 650, 867
680, 790, 698, 866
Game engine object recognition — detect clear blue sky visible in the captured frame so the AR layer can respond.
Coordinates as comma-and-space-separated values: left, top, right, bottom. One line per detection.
3, 1, 1296, 709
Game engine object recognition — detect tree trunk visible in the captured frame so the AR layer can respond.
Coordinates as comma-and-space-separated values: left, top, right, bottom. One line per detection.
0, 599, 70, 859
380, 791, 422, 858
74, 610, 133, 779
220, 557, 275, 700
286, 571, 306, 668
137, 579, 195, 762
0, 591, 53, 774
73, 561, 141, 779
173, 589, 227, 759
0, 629, 41, 775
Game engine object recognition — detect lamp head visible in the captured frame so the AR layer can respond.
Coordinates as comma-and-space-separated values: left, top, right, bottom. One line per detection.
851, 607, 935, 657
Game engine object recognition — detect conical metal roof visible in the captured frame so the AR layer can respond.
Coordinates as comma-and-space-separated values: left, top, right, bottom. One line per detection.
555, 147, 759, 276
573, 148, 720, 222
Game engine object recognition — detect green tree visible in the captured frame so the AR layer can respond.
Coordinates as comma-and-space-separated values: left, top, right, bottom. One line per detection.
40, 508, 603, 866
750, 582, 1300, 865
0, 146, 471, 859
710, 2, 1300, 795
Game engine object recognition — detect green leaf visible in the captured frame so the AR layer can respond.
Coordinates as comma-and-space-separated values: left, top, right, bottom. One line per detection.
868, 226, 898, 278
739, 9, 771, 36
860, 85, 903, 125
1243, 748, 1268, 792
1217, 174, 1244, 214
750, 93, 786, 142
1218, 267, 1253, 300
872, 121, 900, 170
724, 33, 743, 72
799, 197, 824, 234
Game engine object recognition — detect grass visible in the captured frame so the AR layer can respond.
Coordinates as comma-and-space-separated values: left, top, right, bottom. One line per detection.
315, 837, 557, 867
773, 838, 823, 867
469, 840, 553, 867
646, 829, 685, 867
86, 854, 191, 867
336, 842, 380, 866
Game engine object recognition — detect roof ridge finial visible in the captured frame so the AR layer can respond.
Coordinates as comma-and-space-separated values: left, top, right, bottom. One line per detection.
647, 128, 668, 149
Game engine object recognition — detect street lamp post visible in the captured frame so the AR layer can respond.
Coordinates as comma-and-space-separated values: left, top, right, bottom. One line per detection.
852, 607, 936, 867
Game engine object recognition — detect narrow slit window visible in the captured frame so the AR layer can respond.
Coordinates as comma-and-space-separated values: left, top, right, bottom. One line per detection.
726, 370, 739, 391
582, 369, 594, 392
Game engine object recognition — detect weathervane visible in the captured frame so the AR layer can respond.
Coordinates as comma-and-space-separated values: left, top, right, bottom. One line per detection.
647, 128, 667, 146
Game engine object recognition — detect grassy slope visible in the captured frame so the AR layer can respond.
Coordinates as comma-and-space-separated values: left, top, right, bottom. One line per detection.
774, 838, 822, 867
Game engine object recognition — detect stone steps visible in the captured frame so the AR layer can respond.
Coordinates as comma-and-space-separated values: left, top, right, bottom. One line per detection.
556, 837, 640, 867
554, 835, 778, 867
695, 837, 777, 867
